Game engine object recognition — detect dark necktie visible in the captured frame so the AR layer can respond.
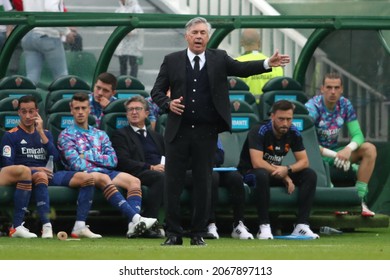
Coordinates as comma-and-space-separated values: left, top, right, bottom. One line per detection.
194, 55, 200, 74
138, 128, 146, 138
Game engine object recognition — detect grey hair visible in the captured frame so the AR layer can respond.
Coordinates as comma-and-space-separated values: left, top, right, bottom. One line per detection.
185, 17, 211, 34
124, 95, 149, 111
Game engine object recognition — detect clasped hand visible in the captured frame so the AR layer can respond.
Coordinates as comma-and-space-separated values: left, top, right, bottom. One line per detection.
334, 148, 352, 172
169, 96, 185, 115
271, 164, 295, 194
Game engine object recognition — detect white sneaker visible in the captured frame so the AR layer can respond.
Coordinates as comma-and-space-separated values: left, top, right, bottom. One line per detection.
256, 224, 274, 240
291, 224, 319, 239
9, 222, 37, 238
41, 225, 53, 239
139, 216, 158, 230
71, 225, 102, 239
207, 223, 219, 239
231, 221, 254, 239
127, 216, 157, 238
361, 202, 375, 217
127, 220, 147, 238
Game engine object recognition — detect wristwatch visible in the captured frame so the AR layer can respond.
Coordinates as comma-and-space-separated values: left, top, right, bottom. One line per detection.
286, 165, 292, 175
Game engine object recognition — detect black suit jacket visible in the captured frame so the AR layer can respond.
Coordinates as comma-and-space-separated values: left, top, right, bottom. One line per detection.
110, 126, 165, 176
151, 48, 271, 142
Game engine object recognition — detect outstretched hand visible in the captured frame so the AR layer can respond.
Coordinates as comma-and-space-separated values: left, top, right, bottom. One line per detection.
268, 49, 291, 67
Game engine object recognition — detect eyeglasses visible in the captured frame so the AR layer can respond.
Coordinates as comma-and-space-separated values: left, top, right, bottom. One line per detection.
18, 109, 37, 115
126, 107, 144, 112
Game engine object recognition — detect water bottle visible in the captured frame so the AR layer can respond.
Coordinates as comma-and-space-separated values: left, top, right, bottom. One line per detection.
46, 155, 54, 172
320, 226, 343, 235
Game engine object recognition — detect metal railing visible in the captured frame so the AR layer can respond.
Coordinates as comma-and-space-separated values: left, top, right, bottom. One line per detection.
0, 11, 389, 141
149, 0, 388, 142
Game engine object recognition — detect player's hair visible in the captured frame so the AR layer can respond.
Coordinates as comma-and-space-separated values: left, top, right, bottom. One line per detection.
271, 100, 295, 114
18, 95, 38, 109
71, 92, 89, 103
96, 72, 117, 91
323, 72, 343, 86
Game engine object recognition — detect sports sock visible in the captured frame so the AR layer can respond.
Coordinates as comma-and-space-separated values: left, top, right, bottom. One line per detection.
43, 222, 52, 228
126, 189, 142, 214
356, 181, 368, 199
33, 182, 50, 225
13, 180, 32, 228
76, 185, 95, 222
103, 184, 137, 220
131, 214, 141, 224
73, 221, 86, 231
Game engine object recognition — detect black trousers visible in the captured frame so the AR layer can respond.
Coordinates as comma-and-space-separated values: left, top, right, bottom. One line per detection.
250, 168, 317, 225
136, 169, 164, 219
118, 55, 138, 77
220, 171, 246, 226
164, 123, 218, 237
185, 170, 219, 224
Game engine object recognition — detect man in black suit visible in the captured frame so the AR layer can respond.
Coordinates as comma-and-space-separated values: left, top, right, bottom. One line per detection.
111, 96, 165, 238
151, 17, 290, 246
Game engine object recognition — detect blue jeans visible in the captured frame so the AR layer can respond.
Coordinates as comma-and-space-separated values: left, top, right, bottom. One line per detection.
21, 31, 68, 84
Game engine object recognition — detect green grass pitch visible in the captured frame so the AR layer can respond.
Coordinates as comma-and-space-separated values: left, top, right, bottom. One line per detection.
1, 227, 389, 260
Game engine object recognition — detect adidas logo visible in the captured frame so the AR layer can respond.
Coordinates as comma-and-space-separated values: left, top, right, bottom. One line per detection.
298, 229, 307, 235
21, 139, 27, 144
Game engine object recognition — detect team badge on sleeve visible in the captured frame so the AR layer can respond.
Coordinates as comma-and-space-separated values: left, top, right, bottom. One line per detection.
2, 145, 11, 157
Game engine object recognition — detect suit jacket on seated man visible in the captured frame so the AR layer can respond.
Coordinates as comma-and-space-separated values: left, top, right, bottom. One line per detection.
111, 95, 165, 238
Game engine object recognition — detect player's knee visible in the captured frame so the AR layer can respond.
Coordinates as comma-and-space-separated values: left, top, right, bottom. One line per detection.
123, 181, 141, 193
124, 174, 140, 188
362, 142, 377, 160
32, 171, 48, 186
92, 173, 111, 189
14, 165, 31, 178
252, 168, 269, 182
302, 168, 317, 186
131, 176, 141, 187
80, 173, 94, 188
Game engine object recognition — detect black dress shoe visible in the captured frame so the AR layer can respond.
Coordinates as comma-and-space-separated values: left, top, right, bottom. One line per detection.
161, 236, 183, 246
190, 236, 207, 246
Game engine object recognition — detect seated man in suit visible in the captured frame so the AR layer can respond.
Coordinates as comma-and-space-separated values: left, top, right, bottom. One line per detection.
111, 96, 165, 238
